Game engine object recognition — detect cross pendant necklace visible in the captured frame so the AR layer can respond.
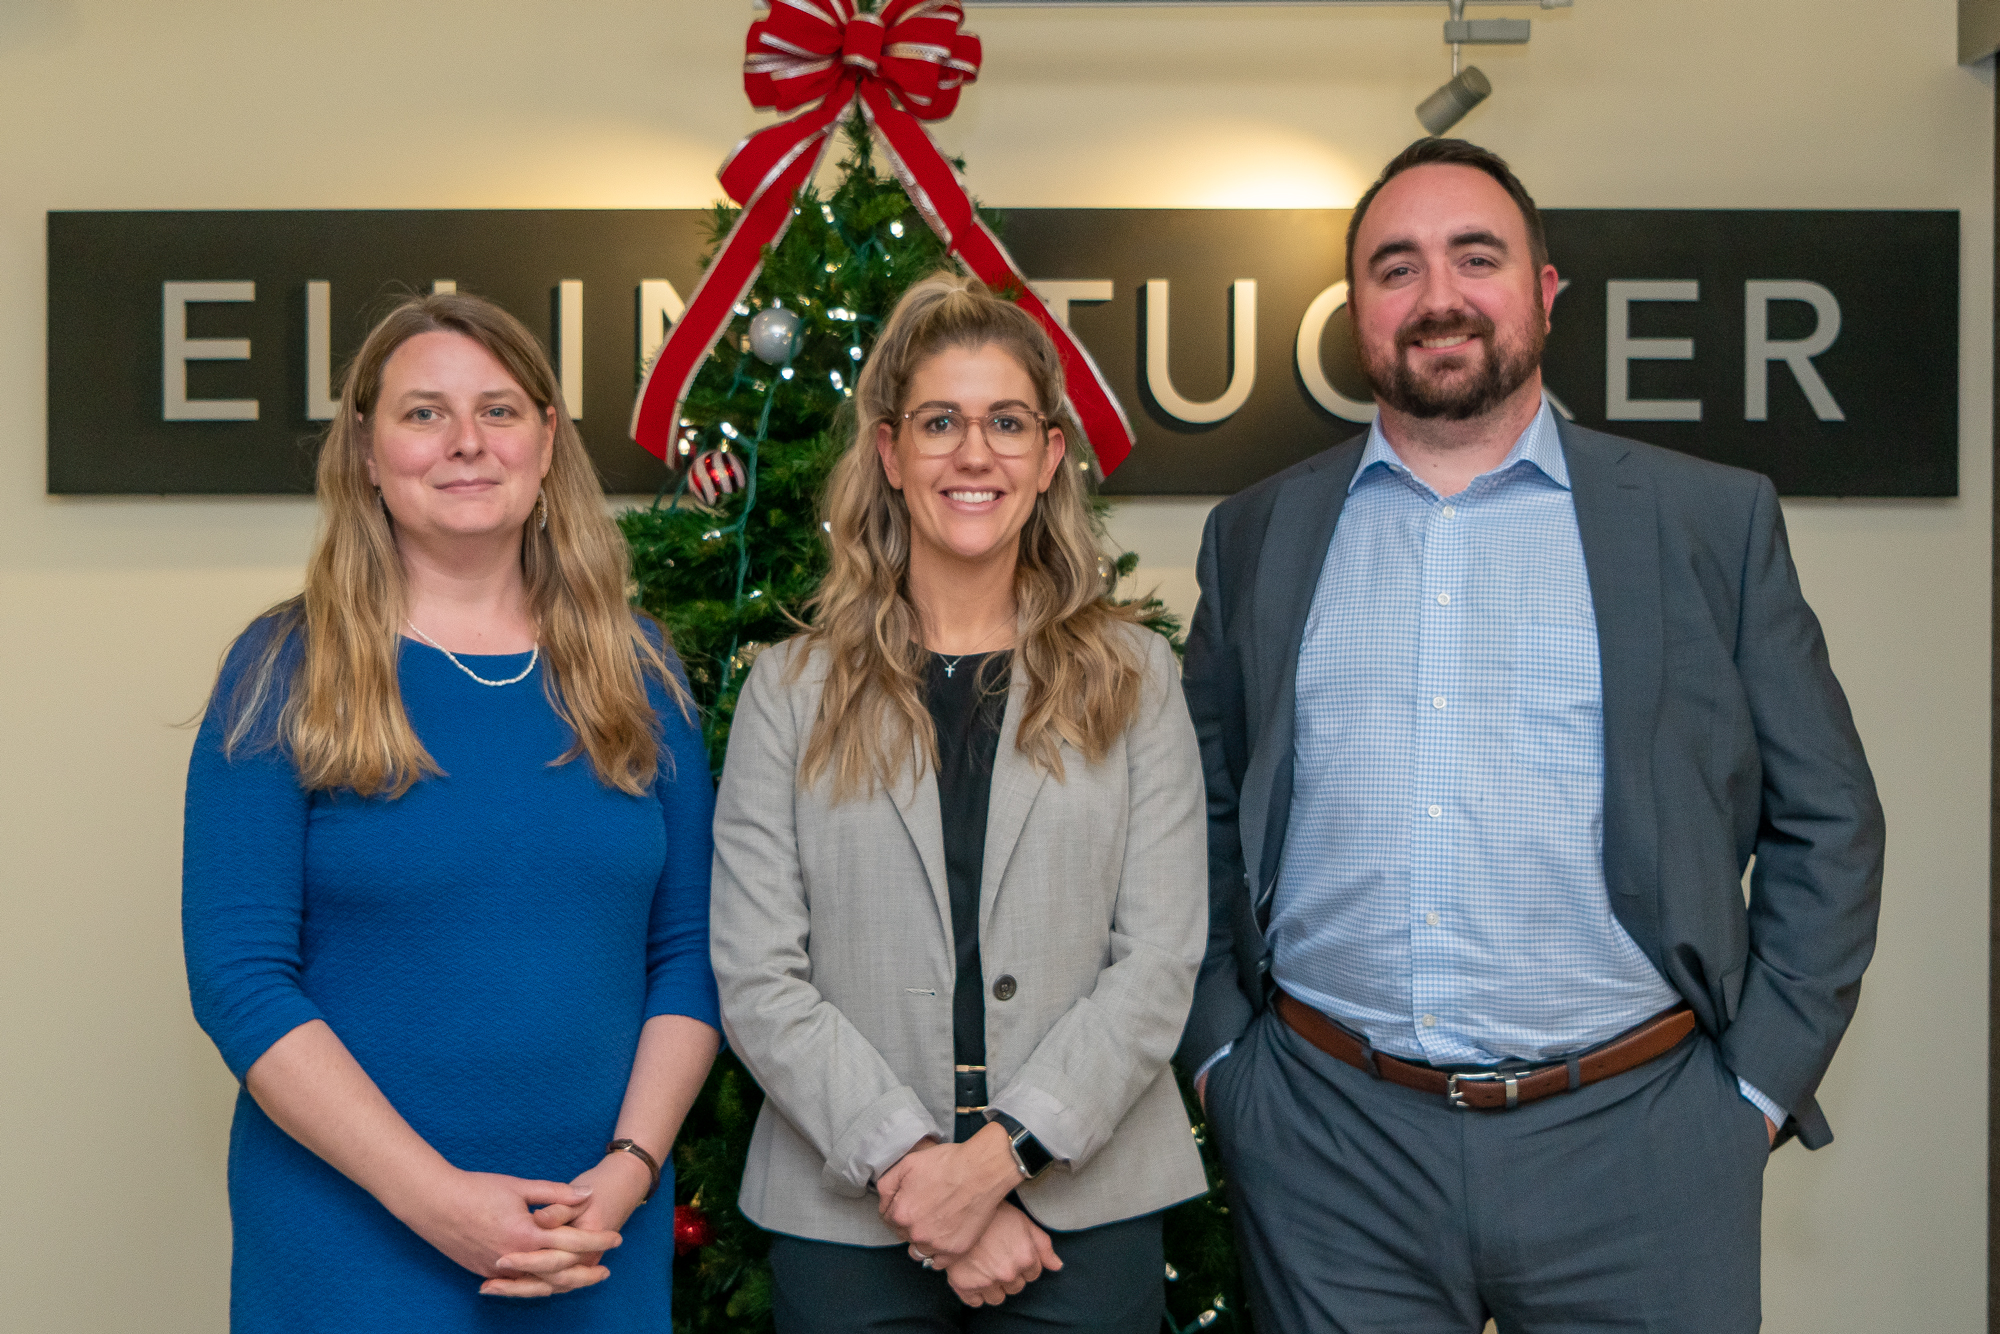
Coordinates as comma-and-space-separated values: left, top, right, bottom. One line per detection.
932, 621, 1012, 679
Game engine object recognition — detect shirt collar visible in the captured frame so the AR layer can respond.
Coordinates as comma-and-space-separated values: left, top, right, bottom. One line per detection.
1351, 395, 1568, 495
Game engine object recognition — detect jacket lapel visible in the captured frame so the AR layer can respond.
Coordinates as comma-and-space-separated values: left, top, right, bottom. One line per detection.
1561, 420, 1665, 960
979, 659, 1047, 937
888, 739, 955, 949
1243, 442, 1364, 924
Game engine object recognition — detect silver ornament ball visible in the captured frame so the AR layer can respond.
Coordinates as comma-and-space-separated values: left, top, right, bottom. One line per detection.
747, 307, 803, 364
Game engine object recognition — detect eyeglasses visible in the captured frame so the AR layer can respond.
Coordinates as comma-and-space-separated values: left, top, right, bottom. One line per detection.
899, 408, 1049, 457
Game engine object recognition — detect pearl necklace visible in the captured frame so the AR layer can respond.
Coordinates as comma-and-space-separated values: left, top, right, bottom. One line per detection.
406, 621, 540, 687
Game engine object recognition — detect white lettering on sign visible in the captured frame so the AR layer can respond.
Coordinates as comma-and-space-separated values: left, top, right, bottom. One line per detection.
305, 281, 338, 421
1145, 279, 1257, 425
1294, 282, 1375, 424
638, 280, 686, 370
1605, 280, 1701, 421
163, 281, 258, 421
1745, 280, 1844, 422
557, 280, 583, 419
1028, 280, 1113, 331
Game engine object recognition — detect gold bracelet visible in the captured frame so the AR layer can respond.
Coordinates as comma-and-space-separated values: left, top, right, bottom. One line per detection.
604, 1138, 662, 1204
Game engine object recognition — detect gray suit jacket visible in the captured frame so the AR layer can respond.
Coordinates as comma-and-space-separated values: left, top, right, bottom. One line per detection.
1177, 419, 1885, 1150
713, 625, 1210, 1242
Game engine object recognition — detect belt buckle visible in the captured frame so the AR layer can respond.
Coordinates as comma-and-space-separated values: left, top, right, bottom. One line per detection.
1445, 1070, 1521, 1111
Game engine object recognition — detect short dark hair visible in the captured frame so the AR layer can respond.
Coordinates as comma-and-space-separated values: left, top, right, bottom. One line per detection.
1344, 138, 1549, 289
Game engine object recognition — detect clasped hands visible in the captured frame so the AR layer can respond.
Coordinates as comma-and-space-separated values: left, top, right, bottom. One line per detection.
876, 1123, 1062, 1307
393, 1144, 657, 1299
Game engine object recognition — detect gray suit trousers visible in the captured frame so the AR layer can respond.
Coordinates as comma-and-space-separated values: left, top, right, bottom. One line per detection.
1208, 1008, 1770, 1333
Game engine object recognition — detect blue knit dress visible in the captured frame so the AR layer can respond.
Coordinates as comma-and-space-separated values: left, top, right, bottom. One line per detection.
183, 620, 718, 1333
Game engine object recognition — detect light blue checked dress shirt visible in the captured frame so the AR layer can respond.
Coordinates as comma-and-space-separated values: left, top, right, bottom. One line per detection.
1212, 399, 1783, 1127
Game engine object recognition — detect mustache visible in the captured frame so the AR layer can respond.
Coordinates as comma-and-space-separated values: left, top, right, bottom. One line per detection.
1397, 311, 1496, 349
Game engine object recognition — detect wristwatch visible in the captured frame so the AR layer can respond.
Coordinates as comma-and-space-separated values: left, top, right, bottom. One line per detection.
987, 1111, 1056, 1180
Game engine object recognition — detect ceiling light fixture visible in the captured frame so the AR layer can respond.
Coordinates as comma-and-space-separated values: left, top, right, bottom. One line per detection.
1416, 0, 1567, 136
962, 1, 1571, 139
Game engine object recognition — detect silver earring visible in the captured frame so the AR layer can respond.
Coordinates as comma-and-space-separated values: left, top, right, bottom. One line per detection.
535, 488, 548, 531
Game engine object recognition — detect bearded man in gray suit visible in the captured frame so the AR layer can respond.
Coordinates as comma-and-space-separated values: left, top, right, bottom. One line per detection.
1179, 137, 1884, 1332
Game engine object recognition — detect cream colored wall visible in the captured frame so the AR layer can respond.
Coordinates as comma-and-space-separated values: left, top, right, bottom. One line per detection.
0, 2, 1984, 1330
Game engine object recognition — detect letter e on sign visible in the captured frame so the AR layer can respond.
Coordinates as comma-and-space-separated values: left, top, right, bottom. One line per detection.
162, 281, 257, 421
1605, 280, 1700, 422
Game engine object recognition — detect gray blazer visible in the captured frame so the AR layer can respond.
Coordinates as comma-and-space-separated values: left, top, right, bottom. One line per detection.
1178, 419, 1885, 1150
712, 625, 1210, 1242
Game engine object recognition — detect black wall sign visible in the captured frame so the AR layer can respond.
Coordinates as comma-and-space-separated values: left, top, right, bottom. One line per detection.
47, 207, 1957, 497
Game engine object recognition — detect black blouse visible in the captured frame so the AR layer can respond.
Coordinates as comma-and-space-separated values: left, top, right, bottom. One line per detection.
924, 650, 1008, 1143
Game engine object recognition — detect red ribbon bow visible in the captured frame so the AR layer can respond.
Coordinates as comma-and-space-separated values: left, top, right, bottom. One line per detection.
630, 0, 1134, 476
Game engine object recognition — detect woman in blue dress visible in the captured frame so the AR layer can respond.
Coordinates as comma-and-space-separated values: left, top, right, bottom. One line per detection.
183, 292, 720, 1332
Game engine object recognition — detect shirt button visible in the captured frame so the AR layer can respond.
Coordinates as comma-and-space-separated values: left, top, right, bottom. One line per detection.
1442, 505, 1455, 518
1432, 696, 1447, 709
1427, 804, 1442, 818
1436, 593, 1451, 606
1426, 911, 1440, 926
1421, 1014, 1438, 1027
992, 975, 1017, 1002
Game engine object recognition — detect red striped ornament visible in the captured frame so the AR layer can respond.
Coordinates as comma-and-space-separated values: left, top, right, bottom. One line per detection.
688, 449, 749, 506
627, 0, 1134, 476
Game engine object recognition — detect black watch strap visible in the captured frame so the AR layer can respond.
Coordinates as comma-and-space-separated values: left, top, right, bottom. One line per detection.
988, 1111, 1056, 1180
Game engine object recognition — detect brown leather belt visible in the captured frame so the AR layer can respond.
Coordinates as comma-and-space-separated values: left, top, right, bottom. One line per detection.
1275, 989, 1697, 1111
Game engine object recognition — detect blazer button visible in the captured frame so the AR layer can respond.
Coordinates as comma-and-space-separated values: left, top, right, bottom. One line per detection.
992, 975, 1018, 1002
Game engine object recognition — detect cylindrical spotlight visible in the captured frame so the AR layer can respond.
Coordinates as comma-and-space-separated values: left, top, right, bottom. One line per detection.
1416, 66, 1492, 136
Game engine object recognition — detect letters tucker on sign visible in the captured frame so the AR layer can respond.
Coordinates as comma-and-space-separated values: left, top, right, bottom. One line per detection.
48, 209, 1955, 497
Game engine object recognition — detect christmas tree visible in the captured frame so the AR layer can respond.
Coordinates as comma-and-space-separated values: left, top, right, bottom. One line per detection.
621, 121, 1247, 1333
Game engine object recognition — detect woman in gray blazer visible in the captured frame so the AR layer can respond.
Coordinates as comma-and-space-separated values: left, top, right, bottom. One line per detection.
711, 274, 1209, 1331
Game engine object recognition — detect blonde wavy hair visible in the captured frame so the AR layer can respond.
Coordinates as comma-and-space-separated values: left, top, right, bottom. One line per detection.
219, 292, 683, 798
799, 273, 1145, 800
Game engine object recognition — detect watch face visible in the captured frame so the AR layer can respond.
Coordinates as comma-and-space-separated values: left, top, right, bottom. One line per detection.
1014, 1130, 1056, 1179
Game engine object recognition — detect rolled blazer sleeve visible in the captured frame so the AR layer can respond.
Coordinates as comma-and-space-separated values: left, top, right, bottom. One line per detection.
710, 647, 943, 1196
988, 632, 1207, 1168
1720, 477, 1885, 1137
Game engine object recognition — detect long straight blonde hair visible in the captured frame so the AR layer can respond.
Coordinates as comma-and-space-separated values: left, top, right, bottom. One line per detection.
799, 273, 1145, 800
220, 292, 683, 798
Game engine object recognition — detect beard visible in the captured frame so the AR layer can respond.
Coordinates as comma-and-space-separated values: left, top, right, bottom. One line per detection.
1360, 307, 1546, 421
